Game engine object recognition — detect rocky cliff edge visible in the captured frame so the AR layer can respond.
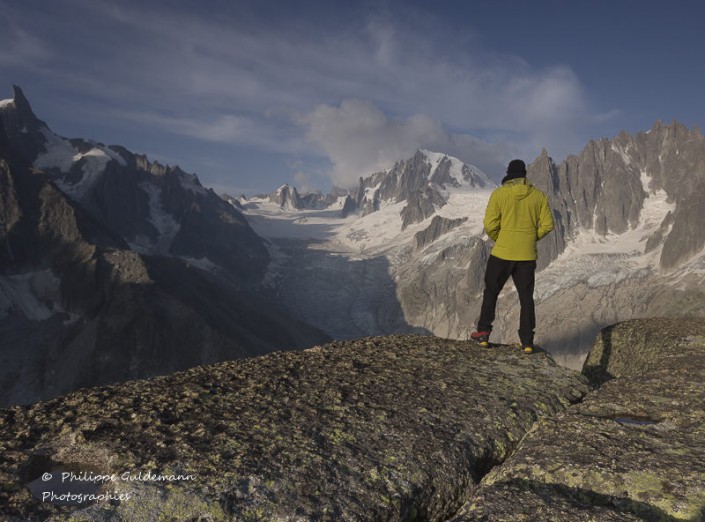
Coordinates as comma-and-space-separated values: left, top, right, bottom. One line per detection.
1, 336, 588, 521
1, 318, 704, 521
453, 317, 705, 521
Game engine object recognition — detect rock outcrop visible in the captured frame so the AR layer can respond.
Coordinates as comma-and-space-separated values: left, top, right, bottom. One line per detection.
399, 185, 448, 230
397, 237, 490, 339
268, 184, 303, 210
414, 216, 469, 251
1, 318, 704, 520
299, 191, 339, 210
453, 317, 705, 521
0, 335, 589, 521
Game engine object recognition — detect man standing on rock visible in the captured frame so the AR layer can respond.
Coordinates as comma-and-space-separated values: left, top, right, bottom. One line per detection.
471, 159, 554, 353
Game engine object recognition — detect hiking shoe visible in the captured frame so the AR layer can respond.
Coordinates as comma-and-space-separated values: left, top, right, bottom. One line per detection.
470, 331, 490, 346
523, 345, 534, 354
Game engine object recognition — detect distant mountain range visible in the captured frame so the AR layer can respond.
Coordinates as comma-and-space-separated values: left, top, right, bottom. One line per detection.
2, 84, 705, 406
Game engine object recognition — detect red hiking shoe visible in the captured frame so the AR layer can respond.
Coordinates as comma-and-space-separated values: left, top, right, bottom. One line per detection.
470, 331, 490, 346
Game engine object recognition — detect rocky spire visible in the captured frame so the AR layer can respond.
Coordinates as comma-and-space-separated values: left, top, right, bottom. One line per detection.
269, 184, 303, 210
9, 85, 46, 131
0, 86, 48, 161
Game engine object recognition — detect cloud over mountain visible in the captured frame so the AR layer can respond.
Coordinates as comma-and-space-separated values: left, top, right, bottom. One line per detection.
302, 99, 508, 187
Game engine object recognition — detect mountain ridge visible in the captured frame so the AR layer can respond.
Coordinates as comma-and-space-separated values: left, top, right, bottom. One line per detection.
0, 86, 330, 407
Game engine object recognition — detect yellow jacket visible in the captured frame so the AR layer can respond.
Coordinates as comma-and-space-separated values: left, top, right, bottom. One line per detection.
483, 178, 554, 261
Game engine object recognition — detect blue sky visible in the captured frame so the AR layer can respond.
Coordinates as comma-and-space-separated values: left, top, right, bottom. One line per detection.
1, 0, 703, 195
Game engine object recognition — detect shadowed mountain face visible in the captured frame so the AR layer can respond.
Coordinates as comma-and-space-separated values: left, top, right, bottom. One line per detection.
0, 86, 330, 407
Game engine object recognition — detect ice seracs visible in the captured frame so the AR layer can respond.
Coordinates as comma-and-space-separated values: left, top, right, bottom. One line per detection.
0, 270, 64, 322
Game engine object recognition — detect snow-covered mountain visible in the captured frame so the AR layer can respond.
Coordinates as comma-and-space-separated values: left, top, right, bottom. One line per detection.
525, 125, 705, 365
240, 131, 705, 368
242, 150, 493, 252
266, 183, 303, 211
0, 86, 329, 406
341, 149, 494, 227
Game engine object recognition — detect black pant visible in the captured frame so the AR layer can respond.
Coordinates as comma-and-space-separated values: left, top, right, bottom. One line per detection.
477, 255, 536, 346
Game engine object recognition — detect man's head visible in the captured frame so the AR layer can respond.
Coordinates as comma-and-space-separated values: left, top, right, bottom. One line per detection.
505, 159, 527, 180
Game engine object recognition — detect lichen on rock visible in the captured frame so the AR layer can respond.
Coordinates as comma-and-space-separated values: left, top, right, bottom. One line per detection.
0, 335, 589, 521
452, 318, 705, 521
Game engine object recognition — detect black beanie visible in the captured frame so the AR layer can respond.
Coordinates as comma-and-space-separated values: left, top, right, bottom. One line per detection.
502, 159, 527, 184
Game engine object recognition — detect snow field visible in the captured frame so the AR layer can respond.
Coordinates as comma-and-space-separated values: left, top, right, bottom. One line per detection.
33, 128, 127, 200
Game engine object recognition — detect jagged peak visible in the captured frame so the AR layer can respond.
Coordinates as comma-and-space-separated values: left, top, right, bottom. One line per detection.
1, 85, 47, 132
646, 118, 693, 136
12, 85, 29, 105
533, 148, 554, 168
269, 183, 302, 210
276, 183, 295, 192
11, 85, 40, 122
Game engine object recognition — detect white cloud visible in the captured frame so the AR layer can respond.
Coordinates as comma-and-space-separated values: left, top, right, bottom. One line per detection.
293, 171, 314, 194
113, 109, 305, 155
301, 99, 510, 187
20, 3, 592, 134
